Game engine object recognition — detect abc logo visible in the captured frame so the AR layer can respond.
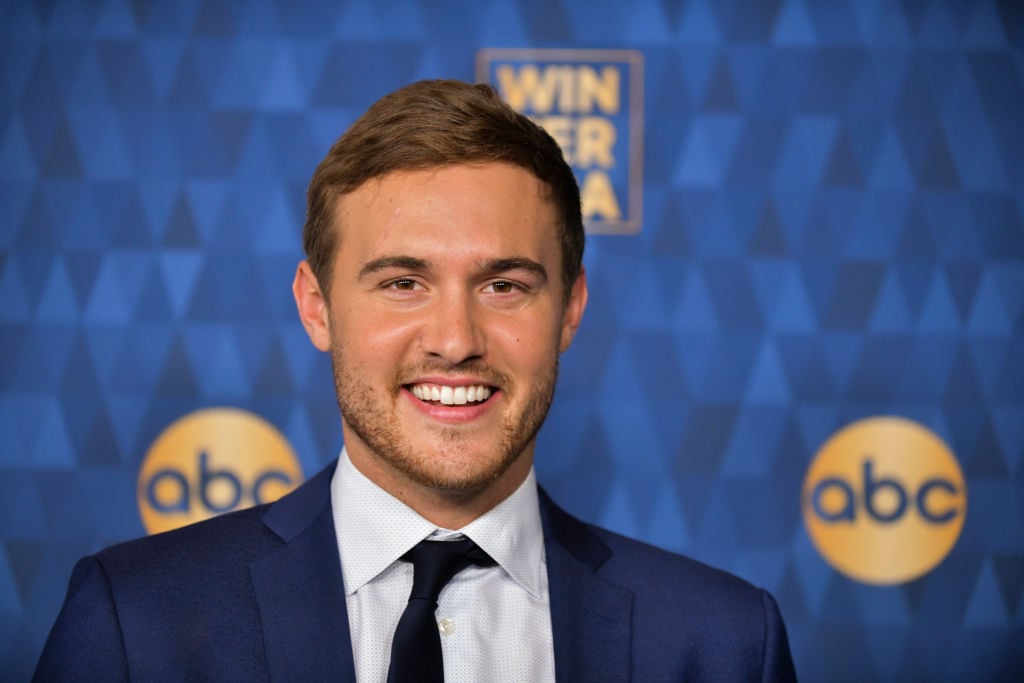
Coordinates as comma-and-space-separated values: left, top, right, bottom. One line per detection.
138, 408, 303, 535
802, 416, 966, 585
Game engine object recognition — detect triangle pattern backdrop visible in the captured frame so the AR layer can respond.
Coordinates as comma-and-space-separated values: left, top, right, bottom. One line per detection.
1, 0, 1023, 680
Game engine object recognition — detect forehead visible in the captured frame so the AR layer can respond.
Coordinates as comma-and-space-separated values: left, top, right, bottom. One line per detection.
332, 163, 561, 263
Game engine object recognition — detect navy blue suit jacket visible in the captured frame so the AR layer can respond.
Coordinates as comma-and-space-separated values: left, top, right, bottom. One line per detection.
35, 462, 797, 681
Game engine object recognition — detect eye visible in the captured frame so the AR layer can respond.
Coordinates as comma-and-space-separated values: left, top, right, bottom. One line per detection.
484, 280, 521, 294
387, 278, 419, 291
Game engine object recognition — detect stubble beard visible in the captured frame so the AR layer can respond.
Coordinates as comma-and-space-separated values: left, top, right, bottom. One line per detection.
330, 342, 559, 493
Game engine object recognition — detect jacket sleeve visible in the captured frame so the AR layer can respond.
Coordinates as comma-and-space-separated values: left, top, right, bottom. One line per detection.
760, 589, 798, 683
33, 556, 130, 683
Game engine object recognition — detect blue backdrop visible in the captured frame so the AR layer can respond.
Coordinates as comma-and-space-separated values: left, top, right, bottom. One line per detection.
2, 0, 1023, 680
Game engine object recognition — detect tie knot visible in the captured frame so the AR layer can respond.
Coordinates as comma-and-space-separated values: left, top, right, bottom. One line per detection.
402, 538, 494, 603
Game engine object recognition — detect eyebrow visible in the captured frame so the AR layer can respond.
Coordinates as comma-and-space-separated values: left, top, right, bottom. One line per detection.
357, 255, 548, 284
358, 256, 429, 279
482, 257, 548, 284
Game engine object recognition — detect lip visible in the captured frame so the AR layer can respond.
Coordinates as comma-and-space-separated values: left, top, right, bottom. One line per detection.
401, 385, 500, 423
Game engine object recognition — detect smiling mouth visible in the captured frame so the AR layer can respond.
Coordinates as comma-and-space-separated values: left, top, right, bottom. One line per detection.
408, 383, 494, 406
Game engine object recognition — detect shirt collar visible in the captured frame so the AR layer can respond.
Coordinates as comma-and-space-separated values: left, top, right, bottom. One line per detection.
330, 448, 546, 599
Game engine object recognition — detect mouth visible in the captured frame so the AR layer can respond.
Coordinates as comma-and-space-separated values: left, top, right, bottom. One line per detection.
406, 382, 496, 406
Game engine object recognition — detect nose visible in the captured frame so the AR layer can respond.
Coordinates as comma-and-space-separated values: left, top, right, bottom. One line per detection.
420, 289, 486, 365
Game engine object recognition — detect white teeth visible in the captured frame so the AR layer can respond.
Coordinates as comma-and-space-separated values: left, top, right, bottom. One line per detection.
410, 383, 493, 406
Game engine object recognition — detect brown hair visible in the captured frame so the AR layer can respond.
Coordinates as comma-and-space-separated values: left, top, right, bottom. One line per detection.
303, 79, 584, 300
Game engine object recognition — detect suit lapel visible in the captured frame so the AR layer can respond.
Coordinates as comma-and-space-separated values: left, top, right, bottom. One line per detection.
541, 491, 634, 682
249, 463, 357, 681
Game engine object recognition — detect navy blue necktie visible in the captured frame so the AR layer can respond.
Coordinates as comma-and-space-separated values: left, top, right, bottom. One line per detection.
386, 538, 494, 683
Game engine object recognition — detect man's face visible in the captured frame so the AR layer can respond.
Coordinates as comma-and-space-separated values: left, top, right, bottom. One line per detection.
294, 163, 587, 501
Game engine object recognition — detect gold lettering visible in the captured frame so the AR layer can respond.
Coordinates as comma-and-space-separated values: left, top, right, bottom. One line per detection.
557, 66, 576, 111
497, 64, 621, 115
577, 65, 620, 114
580, 170, 622, 221
496, 64, 560, 113
575, 117, 616, 168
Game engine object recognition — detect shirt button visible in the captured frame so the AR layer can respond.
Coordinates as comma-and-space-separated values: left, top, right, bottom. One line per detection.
438, 618, 455, 636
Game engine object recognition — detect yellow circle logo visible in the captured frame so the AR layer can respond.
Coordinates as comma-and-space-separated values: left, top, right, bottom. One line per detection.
138, 408, 303, 535
802, 416, 966, 585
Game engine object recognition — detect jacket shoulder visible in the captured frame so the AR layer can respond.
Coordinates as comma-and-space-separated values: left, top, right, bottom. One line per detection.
541, 492, 797, 681
95, 459, 337, 580
96, 503, 276, 577
589, 524, 764, 604
541, 489, 766, 609
36, 463, 340, 681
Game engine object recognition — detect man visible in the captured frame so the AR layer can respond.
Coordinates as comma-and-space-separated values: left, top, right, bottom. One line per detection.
35, 80, 797, 681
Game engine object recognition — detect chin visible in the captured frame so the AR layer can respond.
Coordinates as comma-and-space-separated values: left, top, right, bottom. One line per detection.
404, 449, 519, 493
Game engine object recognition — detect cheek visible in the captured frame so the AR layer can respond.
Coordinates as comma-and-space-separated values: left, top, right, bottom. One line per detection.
332, 303, 422, 349
346, 317, 444, 388
369, 319, 422, 350
492, 319, 559, 366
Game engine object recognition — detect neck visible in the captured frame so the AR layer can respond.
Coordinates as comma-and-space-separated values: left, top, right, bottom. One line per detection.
345, 446, 534, 530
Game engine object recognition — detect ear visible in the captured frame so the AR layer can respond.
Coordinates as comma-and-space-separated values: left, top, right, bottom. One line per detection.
558, 267, 588, 353
293, 260, 331, 352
